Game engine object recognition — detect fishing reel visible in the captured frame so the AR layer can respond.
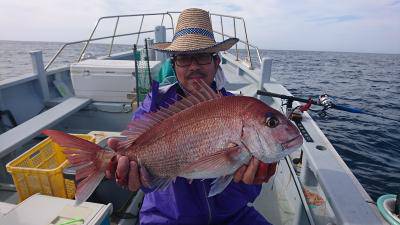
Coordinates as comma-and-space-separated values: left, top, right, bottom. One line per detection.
256, 89, 400, 123
316, 93, 333, 118
256, 90, 335, 120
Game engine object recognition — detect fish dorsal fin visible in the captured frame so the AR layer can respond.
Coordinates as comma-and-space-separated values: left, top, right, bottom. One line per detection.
117, 80, 222, 150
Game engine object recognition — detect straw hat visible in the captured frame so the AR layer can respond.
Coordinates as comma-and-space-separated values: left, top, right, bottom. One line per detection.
153, 8, 239, 54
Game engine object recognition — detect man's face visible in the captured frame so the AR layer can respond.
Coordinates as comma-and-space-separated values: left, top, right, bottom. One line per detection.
173, 53, 220, 92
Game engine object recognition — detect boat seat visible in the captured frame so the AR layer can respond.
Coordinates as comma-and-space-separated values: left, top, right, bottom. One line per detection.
0, 97, 91, 158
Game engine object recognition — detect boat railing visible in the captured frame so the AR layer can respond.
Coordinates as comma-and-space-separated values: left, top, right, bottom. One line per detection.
210, 12, 262, 69
44, 12, 175, 71
45, 11, 262, 71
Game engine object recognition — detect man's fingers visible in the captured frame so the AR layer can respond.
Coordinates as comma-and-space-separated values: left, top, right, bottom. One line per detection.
107, 138, 120, 151
127, 161, 141, 191
234, 165, 247, 183
266, 162, 277, 180
242, 158, 260, 184
254, 162, 269, 184
105, 155, 119, 179
105, 170, 112, 179
254, 162, 278, 184
253, 162, 269, 184
116, 156, 129, 186
139, 165, 152, 188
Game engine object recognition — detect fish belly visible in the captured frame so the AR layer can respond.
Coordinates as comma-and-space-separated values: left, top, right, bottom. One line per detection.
131, 115, 243, 178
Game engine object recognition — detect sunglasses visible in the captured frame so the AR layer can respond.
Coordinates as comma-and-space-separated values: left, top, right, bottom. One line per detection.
173, 53, 216, 67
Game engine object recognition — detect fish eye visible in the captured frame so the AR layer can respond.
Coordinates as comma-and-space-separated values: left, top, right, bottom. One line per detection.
265, 116, 279, 128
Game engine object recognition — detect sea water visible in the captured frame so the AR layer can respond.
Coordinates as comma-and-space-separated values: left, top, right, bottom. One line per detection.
0, 40, 399, 200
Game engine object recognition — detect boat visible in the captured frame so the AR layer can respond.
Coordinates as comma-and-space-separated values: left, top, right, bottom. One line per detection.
0, 10, 391, 225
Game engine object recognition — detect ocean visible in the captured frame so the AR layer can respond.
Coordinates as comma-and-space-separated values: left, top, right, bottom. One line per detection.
0, 40, 399, 200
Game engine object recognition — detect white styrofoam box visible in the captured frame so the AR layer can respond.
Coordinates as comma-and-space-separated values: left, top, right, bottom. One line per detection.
0, 202, 15, 217
71, 59, 161, 102
0, 194, 112, 225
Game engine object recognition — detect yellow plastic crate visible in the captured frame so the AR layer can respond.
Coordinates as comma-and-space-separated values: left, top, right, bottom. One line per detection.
6, 134, 95, 202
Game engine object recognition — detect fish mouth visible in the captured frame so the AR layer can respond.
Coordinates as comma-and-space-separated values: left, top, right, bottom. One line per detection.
249, 129, 303, 163
281, 135, 303, 150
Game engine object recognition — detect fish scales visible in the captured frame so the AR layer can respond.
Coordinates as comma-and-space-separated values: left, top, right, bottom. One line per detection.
121, 97, 247, 177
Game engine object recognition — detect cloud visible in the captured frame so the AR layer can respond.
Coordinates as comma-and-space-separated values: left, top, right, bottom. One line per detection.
0, 0, 399, 53
225, 4, 242, 12
307, 15, 362, 24
389, 0, 400, 6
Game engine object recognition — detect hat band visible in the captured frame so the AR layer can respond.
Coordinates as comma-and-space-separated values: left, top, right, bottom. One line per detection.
173, 28, 214, 41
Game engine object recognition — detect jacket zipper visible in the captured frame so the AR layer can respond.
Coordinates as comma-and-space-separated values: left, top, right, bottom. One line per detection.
203, 182, 212, 225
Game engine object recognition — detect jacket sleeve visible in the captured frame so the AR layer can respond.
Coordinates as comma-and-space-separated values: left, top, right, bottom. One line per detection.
132, 94, 152, 120
132, 81, 160, 120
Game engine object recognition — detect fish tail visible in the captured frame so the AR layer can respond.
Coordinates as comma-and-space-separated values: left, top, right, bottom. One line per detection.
42, 130, 116, 204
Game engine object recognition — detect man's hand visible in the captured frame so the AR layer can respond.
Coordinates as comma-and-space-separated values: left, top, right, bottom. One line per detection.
105, 138, 143, 192
233, 157, 277, 185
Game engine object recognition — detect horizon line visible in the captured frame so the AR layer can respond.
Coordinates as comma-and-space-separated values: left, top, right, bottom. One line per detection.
1, 39, 399, 55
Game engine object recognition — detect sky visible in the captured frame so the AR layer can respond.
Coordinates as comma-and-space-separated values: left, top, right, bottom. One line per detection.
0, 0, 399, 54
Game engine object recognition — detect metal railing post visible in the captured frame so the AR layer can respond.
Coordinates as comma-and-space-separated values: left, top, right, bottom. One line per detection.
241, 19, 253, 69
78, 18, 103, 61
259, 57, 272, 90
109, 17, 120, 56
161, 14, 165, 26
220, 16, 224, 41
30, 51, 50, 102
155, 26, 167, 61
166, 12, 176, 35
146, 39, 156, 60
136, 15, 145, 45
233, 18, 239, 61
45, 44, 68, 70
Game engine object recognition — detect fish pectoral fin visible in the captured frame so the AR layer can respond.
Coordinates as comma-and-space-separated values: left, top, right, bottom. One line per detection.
138, 163, 173, 191
180, 146, 251, 179
150, 177, 173, 191
209, 175, 234, 197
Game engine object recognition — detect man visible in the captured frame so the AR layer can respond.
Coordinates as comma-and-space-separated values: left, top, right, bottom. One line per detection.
107, 8, 276, 225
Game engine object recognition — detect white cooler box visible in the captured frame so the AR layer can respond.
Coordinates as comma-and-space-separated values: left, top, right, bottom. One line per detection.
0, 194, 112, 225
71, 59, 161, 102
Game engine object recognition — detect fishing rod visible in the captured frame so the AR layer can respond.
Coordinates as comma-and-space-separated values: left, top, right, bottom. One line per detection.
256, 90, 399, 123
257, 89, 399, 173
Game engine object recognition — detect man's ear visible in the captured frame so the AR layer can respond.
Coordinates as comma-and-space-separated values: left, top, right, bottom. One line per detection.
170, 58, 177, 76
170, 58, 176, 69
214, 54, 221, 69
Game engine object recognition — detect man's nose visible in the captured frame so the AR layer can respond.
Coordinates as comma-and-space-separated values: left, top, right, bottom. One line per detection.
188, 58, 201, 70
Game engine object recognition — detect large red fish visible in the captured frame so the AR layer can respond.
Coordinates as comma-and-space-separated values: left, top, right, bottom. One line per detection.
43, 81, 303, 204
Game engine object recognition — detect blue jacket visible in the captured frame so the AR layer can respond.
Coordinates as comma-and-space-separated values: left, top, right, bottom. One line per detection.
133, 81, 271, 225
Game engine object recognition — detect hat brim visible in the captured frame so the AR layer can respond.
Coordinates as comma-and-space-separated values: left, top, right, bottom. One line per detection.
153, 38, 239, 54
